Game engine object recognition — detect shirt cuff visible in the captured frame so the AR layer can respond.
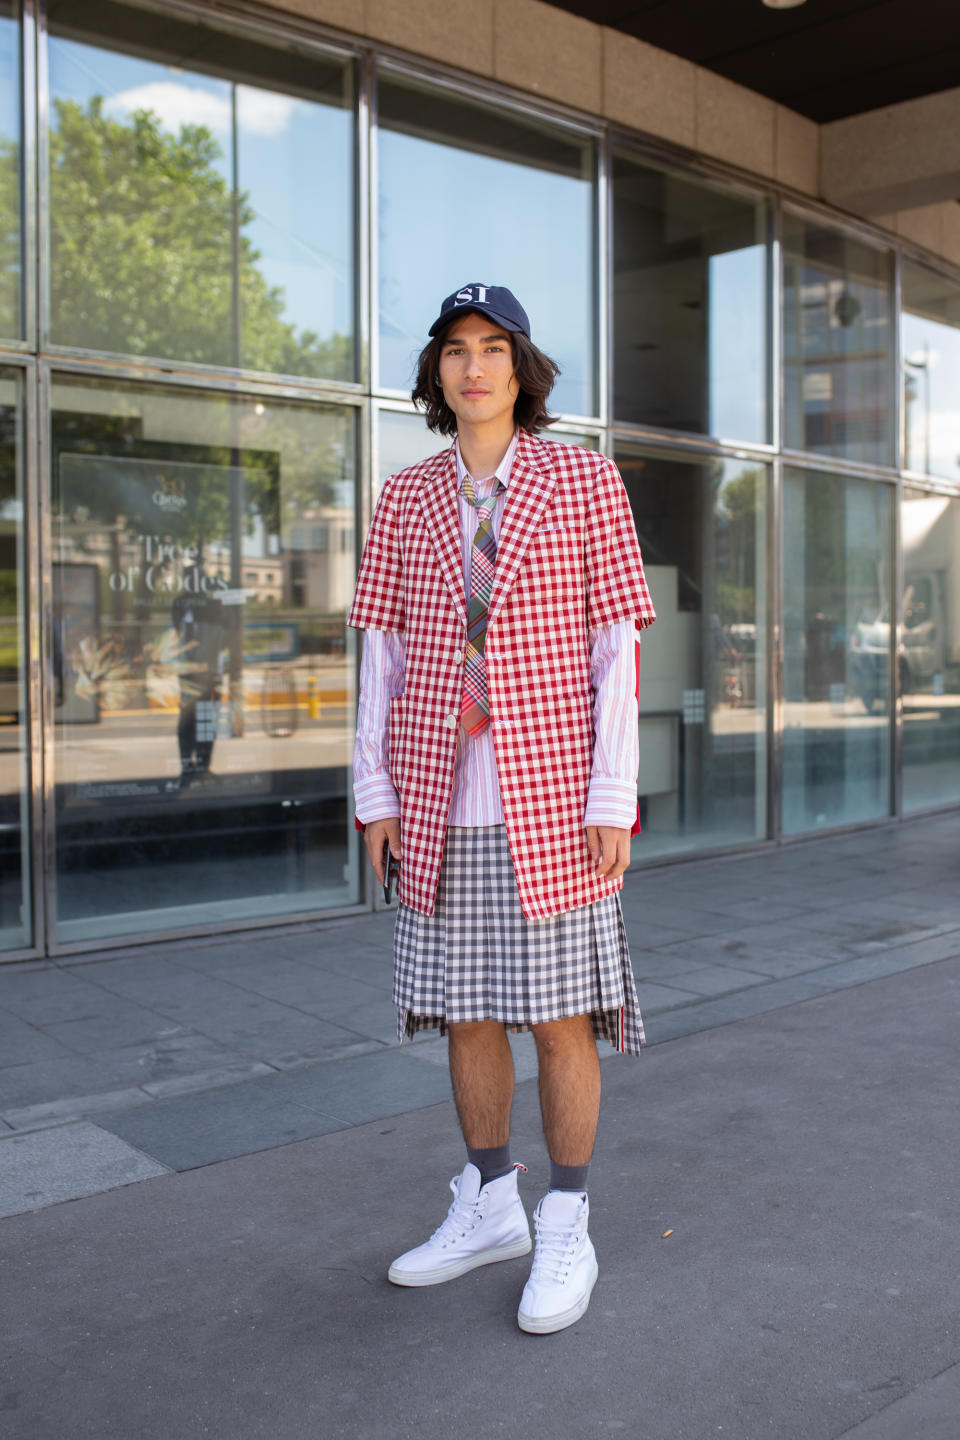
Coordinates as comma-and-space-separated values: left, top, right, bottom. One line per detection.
583, 777, 639, 830
354, 774, 401, 825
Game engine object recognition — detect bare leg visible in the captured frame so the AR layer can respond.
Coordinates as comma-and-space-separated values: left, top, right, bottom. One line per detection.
532, 1014, 601, 1166
448, 1020, 515, 1148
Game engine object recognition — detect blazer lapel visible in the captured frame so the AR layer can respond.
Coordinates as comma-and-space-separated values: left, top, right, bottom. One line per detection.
418, 446, 468, 626
487, 432, 556, 626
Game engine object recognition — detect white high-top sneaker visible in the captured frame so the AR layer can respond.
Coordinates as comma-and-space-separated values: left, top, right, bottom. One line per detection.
517, 1190, 598, 1334
388, 1163, 531, 1287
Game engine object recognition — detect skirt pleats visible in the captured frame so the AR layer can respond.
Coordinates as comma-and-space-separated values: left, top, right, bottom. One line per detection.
393, 825, 644, 1054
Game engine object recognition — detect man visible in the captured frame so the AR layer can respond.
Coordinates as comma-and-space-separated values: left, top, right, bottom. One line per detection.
350, 284, 655, 1334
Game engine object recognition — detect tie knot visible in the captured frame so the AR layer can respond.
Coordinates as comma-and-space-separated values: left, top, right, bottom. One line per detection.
462, 477, 503, 510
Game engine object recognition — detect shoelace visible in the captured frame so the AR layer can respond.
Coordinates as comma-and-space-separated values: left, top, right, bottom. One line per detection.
530, 1211, 582, 1285
430, 1176, 486, 1248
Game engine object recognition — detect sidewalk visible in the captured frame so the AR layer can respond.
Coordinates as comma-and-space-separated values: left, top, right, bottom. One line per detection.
2, 812, 960, 1215
2, 933, 959, 1437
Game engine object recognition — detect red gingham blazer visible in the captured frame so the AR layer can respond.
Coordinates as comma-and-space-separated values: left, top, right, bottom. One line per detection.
348, 430, 656, 921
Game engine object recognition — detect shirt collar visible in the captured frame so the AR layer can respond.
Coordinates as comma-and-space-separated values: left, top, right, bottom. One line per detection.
455, 430, 519, 491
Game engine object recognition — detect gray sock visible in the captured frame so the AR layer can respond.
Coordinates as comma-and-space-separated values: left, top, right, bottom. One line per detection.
549, 1160, 589, 1194
466, 1144, 513, 1187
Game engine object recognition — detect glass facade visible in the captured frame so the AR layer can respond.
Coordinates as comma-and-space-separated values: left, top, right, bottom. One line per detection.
0, 0, 20, 341
782, 215, 894, 466
901, 487, 960, 811
612, 153, 769, 443
0, 0, 956, 955
48, 2, 356, 378
902, 261, 960, 483
377, 76, 596, 416
615, 447, 768, 855
782, 469, 893, 834
0, 367, 28, 948
49, 375, 358, 942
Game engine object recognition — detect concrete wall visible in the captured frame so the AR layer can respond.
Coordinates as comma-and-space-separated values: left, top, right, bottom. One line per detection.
245, 0, 956, 269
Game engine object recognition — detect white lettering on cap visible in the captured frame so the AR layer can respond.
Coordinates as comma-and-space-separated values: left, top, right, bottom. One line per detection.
455, 286, 488, 306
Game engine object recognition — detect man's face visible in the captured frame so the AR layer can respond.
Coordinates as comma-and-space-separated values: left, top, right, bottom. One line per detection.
437, 311, 520, 430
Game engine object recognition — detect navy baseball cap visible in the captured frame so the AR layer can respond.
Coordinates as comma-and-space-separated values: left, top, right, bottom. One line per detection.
428, 283, 531, 339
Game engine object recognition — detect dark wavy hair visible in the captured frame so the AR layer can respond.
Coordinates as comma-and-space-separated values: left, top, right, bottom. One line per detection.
411, 315, 561, 437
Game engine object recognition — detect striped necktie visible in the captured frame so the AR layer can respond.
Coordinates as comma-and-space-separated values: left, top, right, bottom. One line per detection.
460, 475, 504, 735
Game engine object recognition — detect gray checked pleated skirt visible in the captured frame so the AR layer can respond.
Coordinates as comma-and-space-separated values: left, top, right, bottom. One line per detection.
394, 825, 644, 1054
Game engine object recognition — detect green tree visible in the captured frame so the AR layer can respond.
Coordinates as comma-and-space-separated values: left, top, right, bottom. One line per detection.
48, 97, 350, 380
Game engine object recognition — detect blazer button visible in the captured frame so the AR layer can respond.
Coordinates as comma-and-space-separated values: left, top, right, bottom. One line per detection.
453, 650, 464, 665
445, 713, 458, 729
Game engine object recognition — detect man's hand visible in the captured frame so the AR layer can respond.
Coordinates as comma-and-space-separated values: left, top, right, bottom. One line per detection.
364, 817, 402, 884
585, 825, 631, 880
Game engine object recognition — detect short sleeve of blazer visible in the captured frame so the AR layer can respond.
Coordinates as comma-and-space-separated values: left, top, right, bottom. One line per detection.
585, 457, 656, 632
348, 475, 405, 633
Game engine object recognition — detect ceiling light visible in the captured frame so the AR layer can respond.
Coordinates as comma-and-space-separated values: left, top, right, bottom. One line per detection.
762, 0, 807, 9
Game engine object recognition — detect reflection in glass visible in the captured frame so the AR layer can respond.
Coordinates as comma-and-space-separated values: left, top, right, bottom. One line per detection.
50, 375, 359, 943
782, 216, 893, 465
0, 369, 29, 947
375, 410, 599, 501
0, 1, 21, 339
376, 409, 451, 497
902, 487, 960, 811
612, 153, 768, 443
378, 78, 596, 416
782, 469, 892, 834
615, 447, 768, 855
48, 1, 355, 377
902, 261, 960, 483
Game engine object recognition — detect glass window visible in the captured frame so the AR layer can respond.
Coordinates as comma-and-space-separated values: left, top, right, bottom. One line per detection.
782, 215, 893, 466
49, 374, 360, 943
902, 487, 960, 812
782, 468, 893, 834
47, 1, 355, 378
377, 77, 596, 416
0, 368, 29, 948
612, 152, 768, 444
376, 408, 451, 495
614, 445, 768, 855
902, 261, 960, 483
0, 0, 21, 340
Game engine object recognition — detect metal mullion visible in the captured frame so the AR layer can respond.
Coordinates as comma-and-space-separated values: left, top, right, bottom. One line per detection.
374, 53, 604, 144
769, 454, 783, 844
36, 348, 366, 400
891, 249, 904, 820
779, 447, 900, 486
596, 128, 610, 433
36, 358, 57, 952
34, 0, 49, 353
86, 0, 362, 68
48, 902, 375, 963
20, 0, 37, 352
891, 472, 903, 818
770, 197, 783, 842
10, 356, 43, 960
368, 50, 382, 398
356, 47, 372, 397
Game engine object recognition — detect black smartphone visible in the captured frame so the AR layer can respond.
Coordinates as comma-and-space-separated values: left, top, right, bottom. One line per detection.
382, 842, 400, 904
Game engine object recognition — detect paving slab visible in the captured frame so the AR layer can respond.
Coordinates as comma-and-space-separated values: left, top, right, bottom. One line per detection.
0, 1122, 168, 1218
98, 1084, 351, 1172
1, 957, 958, 1439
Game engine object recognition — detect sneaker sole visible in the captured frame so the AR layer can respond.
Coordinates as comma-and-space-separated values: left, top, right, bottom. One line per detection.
388, 1234, 532, 1287
517, 1257, 599, 1334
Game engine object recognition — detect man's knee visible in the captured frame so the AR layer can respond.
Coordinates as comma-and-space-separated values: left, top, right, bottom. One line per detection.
531, 1015, 591, 1051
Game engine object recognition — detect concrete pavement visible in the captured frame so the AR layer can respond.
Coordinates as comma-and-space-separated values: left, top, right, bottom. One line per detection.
1, 949, 959, 1439
3, 812, 960, 1217
1, 812, 959, 1437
